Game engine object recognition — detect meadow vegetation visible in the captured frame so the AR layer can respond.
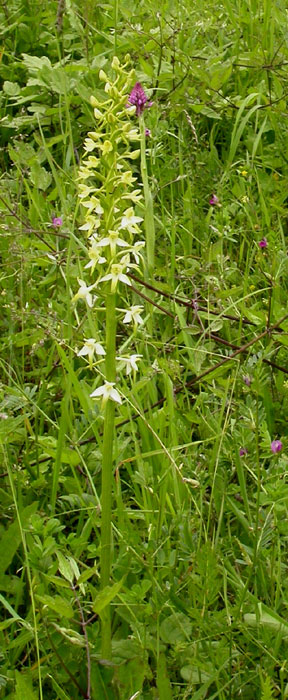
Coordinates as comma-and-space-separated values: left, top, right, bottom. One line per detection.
1, 1, 288, 698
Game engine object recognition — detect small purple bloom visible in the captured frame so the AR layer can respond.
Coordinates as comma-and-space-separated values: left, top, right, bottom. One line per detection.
239, 447, 248, 456
271, 439, 282, 453
209, 194, 219, 206
52, 216, 63, 227
258, 238, 267, 248
145, 128, 151, 137
127, 82, 153, 117
243, 375, 251, 386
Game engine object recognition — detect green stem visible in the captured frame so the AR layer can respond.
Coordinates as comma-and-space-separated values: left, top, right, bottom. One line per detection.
140, 114, 155, 280
100, 291, 117, 660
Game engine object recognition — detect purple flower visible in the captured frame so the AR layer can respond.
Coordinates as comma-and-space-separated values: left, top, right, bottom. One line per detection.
271, 439, 282, 453
52, 216, 63, 227
127, 82, 153, 117
239, 447, 248, 456
209, 194, 219, 206
243, 375, 251, 386
258, 238, 267, 248
145, 128, 151, 137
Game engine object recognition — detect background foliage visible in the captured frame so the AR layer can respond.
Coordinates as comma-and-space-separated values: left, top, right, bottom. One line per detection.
1, 0, 288, 698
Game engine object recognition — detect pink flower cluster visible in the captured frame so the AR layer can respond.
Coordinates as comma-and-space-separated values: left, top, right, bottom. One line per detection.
127, 82, 153, 117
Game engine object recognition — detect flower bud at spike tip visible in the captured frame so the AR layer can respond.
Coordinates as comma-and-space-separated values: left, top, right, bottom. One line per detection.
127, 82, 153, 116
99, 69, 108, 82
111, 56, 120, 69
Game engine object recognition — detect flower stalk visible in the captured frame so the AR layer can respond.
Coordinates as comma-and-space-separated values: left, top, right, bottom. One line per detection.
140, 113, 155, 280
100, 292, 116, 659
74, 56, 145, 660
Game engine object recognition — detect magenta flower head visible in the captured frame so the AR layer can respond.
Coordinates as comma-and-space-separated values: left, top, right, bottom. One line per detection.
271, 439, 282, 453
258, 238, 267, 248
127, 82, 153, 117
239, 447, 248, 457
52, 216, 63, 227
209, 194, 219, 206
145, 128, 151, 137
243, 375, 251, 386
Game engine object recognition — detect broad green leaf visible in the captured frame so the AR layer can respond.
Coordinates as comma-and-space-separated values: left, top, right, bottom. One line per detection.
244, 602, 288, 638
92, 578, 125, 615
36, 594, 74, 618
77, 565, 98, 585
22, 53, 52, 72
3, 81, 21, 96
210, 62, 232, 90
15, 671, 38, 700
56, 551, 75, 584
29, 162, 52, 191
157, 653, 173, 700
159, 613, 192, 644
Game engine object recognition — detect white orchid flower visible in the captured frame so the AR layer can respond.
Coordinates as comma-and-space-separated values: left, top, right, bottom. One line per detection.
94, 230, 129, 257
77, 339, 106, 366
90, 381, 122, 405
122, 305, 144, 326
120, 207, 143, 233
100, 263, 131, 293
128, 240, 145, 264
85, 242, 106, 273
116, 354, 142, 375
72, 279, 97, 308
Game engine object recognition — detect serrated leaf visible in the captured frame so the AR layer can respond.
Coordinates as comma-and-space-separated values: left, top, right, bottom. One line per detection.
3, 81, 21, 96
22, 53, 52, 72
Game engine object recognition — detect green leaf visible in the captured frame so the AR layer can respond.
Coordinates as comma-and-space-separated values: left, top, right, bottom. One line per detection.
0, 594, 32, 630
56, 551, 75, 584
49, 676, 71, 700
159, 613, 192, 644
22, 53, 52, 72
92, 578, 125, 615
29, 162, 52, 191
0, 502, 38, 576
157, 653, 173, 700
3, 81, 21, 96
210, 62, 232, 90
36, 594, 74, 618
77, 565, 98, 585
15, 671, 38, 700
